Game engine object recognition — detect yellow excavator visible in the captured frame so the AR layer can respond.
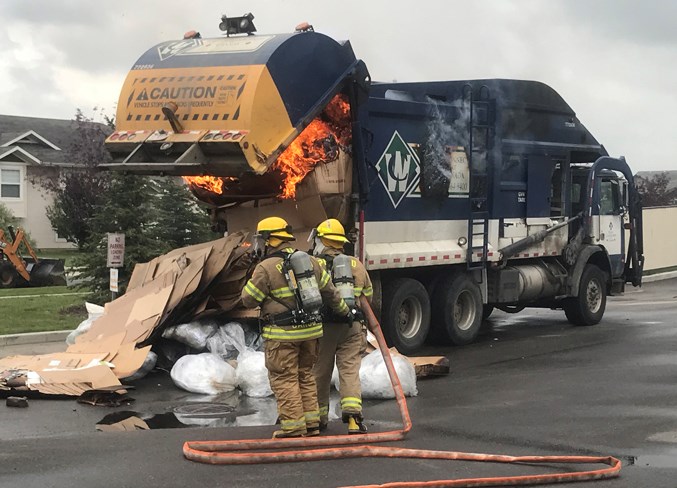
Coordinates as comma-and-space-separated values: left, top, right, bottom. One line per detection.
0, 226, 66, 288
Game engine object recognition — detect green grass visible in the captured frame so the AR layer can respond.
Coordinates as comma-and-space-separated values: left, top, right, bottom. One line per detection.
38, 248, 82, 267
0, 285, 89, 335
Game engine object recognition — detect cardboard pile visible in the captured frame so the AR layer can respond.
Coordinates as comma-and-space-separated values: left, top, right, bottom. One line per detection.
0, 233, 250, 396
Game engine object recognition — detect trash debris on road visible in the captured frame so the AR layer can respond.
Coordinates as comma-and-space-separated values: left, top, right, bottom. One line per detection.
77, 388, 135, 407
0, 230, 448, 404
6, 396, 28, 408
170, 353, 238, 395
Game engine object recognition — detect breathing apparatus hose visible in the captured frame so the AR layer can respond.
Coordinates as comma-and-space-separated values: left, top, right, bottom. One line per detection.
183, 296, 621, 487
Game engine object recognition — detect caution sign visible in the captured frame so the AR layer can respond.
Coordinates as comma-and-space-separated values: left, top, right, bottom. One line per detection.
107, 233, 125, 268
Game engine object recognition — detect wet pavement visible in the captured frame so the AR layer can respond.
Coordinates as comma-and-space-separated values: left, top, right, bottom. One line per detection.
1, 278, 677, 487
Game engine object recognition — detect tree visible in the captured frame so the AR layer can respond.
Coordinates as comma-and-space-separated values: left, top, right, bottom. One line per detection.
76, 174, 218, 304
0, 203, 36, 248
0, 203, 20, 229
151, 178, 215, 249
76, 173, 168, 303
635, 172, 677, 207
36, 109, 113, 249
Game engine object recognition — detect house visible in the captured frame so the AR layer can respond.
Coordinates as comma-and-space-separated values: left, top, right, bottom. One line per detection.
0, 114, 110, 249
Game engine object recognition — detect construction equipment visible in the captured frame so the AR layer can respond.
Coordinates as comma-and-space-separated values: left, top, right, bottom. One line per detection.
104, 22, 644, 354
0, 226, 66, 288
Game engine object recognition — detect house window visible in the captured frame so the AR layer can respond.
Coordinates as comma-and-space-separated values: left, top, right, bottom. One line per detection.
0, 169, 21, 198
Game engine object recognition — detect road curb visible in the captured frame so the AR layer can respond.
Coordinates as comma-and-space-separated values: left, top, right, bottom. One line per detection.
0, 330, 71, 347
643, 271, 677, 283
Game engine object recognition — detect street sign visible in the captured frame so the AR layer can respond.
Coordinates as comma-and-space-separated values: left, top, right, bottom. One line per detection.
107, 233, 125, 268
110, 267, 119, 293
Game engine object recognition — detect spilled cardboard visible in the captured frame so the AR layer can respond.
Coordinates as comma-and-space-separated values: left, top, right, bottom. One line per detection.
0, 233, 248, 396
365, 331, 450, 378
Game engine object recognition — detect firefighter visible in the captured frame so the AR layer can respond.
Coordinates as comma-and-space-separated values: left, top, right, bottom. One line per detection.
311, 218, 373, 434
241, 216, 350, 438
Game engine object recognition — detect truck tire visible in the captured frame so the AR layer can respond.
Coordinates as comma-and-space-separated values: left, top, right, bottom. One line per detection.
432, 274, 483, 345
381, 278, 431, 354
563, 264, 607, 326
0, 262, 19, 288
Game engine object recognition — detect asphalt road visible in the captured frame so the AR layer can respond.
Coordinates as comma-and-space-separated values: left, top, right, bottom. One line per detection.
1, 279, 677, 488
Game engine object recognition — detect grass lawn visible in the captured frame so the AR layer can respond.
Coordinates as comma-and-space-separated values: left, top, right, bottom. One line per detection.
0, 285, 89, 335
38, 248, 82, 267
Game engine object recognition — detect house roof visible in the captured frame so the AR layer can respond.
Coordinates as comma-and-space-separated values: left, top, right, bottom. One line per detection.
0, 114, 112, 166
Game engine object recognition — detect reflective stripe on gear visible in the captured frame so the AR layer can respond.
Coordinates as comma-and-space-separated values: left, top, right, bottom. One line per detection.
319, 269, 331, 288
319, 405, 329, 416
341, 396, 362, 410
262, 323, 323, 341
280, 418, 306, 431
362, 286, 373, 297
305, 410, 320, 423
244, 280, 266, 303
270, 286, 295, 299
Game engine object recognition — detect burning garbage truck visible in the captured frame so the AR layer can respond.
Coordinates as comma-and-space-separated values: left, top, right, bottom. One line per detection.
104, 24, 644, 354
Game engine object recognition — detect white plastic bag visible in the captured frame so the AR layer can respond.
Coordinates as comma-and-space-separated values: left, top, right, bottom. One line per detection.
207, 322, 247, 360
170, 353, 238, 395
236, 349, 273, 397
162, 320, 218, 350
66, 302, 104, 345
360, 349, 418, 399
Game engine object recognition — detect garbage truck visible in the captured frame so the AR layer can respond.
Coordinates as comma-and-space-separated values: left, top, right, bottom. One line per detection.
104, 23, 644, 353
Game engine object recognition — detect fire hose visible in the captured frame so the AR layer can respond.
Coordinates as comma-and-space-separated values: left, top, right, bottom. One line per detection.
183, 295, 621, 487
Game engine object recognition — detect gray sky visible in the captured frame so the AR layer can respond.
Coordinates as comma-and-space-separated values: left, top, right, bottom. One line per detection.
1, 0, 675, 172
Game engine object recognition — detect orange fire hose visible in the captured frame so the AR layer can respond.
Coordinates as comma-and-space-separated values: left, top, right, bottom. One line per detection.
183, 296, 621, 487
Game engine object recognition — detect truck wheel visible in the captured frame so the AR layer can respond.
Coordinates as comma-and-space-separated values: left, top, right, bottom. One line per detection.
563, 265, 607, 326
0, 262, 19, 288
381, 278, 431, 354
432, 274, 483, 345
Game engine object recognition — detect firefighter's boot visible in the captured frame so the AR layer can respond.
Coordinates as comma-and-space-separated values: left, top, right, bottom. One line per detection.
346, 414, 367, 434
272, 429, 306, 439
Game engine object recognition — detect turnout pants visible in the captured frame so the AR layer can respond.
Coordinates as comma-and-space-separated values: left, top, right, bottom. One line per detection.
314, 321, 366, 424
264, 338, 320, 433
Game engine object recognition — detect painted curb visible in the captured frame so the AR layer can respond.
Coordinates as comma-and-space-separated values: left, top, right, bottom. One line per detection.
0, 330, 71, 347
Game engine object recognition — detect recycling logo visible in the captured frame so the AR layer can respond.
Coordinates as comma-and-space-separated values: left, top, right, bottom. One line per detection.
375, 131, 421, 208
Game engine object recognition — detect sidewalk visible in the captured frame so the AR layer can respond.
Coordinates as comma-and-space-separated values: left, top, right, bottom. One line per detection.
0, 330, 70, 357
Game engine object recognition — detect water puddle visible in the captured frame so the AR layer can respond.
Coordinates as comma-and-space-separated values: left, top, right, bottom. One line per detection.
96, 396, 280, 431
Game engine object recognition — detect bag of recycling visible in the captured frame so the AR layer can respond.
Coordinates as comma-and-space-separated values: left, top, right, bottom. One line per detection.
236, 349, 273, 397
359, 349, 418, 399
170, 353, 238, 395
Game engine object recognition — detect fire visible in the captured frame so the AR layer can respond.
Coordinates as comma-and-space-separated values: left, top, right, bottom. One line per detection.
273, 94, 351, 199
182, 176, 240, 195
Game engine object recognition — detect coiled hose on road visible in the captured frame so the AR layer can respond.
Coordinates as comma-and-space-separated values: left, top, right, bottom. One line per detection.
183, 296, 621, 487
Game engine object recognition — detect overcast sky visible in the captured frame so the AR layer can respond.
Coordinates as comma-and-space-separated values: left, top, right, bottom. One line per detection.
1, 0, 675, 172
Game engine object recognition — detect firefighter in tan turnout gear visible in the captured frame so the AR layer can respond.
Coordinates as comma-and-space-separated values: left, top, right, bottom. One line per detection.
311, 218, 373, 434
241, 217, 350, 438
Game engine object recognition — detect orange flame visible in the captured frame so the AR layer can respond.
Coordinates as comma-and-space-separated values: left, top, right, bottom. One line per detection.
183, 176, 240, 195
182, 175, 225, 194
273, 94, 351, 199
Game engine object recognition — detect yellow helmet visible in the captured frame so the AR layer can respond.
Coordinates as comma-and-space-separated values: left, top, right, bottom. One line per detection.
315, 218, 349, 244
256, 216, 295, 241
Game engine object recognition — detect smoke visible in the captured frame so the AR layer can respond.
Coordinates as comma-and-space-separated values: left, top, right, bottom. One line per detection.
418, 97, 471, 198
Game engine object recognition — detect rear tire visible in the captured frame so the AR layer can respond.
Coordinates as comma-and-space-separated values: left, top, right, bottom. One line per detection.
432, 274, 483, 345
563, 265, 607, 326
381, 278, 431, 354
0, 262, 19, 288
